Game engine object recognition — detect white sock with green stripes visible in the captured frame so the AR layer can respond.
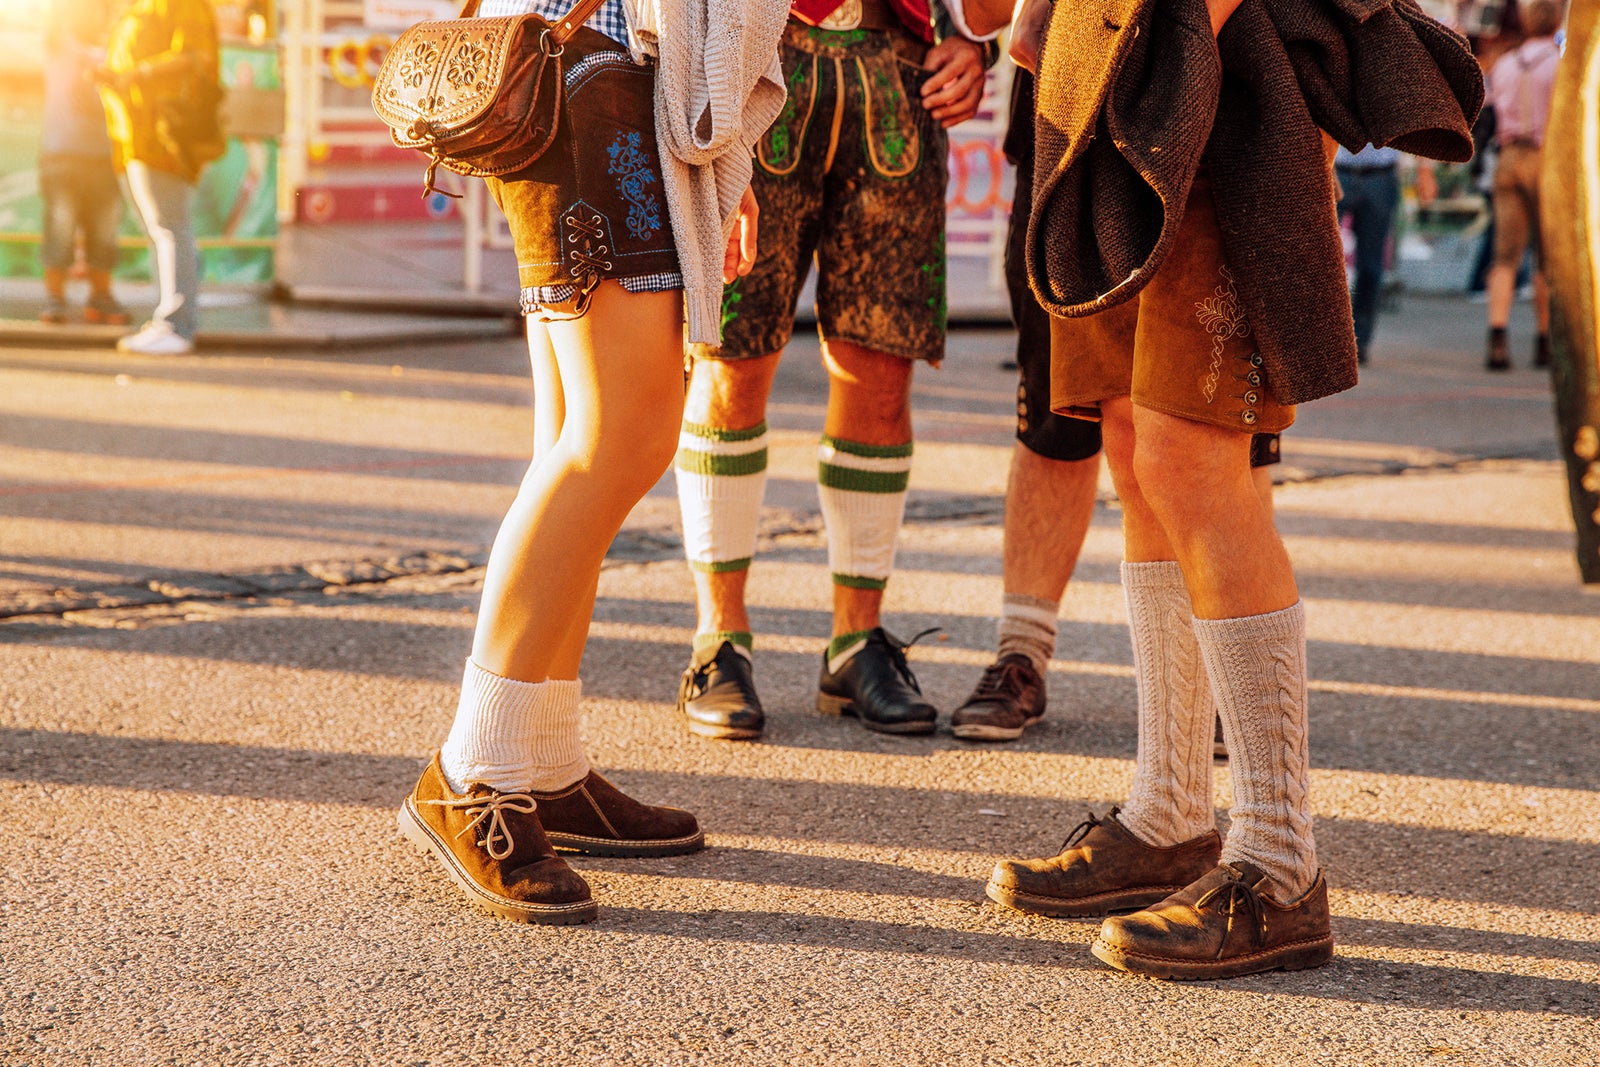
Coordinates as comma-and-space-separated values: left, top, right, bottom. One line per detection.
817, 434, 913, 591
675, 419, 769, 579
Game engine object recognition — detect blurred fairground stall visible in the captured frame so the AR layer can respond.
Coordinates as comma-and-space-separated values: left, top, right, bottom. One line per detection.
0, 0, 282, 284
0, 0, 1567, 305
0, 0, 1015, 294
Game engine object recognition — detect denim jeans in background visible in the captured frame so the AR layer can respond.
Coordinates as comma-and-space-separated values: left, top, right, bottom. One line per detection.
1335, 163, 1400, 360
123, 161, 199, 340
38, 154, 124, 273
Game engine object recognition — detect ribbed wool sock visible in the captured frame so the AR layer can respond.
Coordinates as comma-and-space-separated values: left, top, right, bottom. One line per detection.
1193, 601, 1318, 901
676, 419, 769, 576
439, 660, 589, 795
817, 435, 912, 591
1116, 561, 1218, 849
997, 593, 1058, 675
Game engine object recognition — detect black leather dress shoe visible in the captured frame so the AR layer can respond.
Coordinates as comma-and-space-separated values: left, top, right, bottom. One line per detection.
676, 640, 765, 740
816, 627, 938, 735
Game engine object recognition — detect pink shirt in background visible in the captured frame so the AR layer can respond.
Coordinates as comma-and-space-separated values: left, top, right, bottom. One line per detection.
1487, 36, 1561, 147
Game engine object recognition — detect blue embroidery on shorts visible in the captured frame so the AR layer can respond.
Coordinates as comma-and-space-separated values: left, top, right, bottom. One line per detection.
607, 131, 662, 241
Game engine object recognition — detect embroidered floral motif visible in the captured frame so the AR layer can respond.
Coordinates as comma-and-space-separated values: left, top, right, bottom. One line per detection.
920, 255, 947, 331
607, 132, 662, 241
1194, 266, 1249, 403
873, 69, 908, 172
720, 280, 744, 334
767, 61, 811, 166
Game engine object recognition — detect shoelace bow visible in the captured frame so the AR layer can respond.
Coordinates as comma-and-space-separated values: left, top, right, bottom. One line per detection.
1195, 870, 1270, 954
1057, 812, 1103, 854
425, 791, 538, 860
879, 627, 942, 690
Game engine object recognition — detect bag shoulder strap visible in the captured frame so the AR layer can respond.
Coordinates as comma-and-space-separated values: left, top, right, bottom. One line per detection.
456, 0, 611, 44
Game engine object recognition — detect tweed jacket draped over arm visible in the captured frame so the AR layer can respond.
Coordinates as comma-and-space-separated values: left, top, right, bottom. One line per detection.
1027, 0, 1482, 406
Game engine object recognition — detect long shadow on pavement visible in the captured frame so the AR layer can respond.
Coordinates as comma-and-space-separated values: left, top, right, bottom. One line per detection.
3, 728, 1595, 918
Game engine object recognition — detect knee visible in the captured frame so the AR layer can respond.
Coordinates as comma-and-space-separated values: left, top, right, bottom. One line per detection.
1128, 414, 1249, 521
688, 353, 777, 428
598, 413, 680, 495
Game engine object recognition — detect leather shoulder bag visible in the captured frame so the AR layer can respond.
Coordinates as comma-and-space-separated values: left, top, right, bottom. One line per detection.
371, 0, 609, 196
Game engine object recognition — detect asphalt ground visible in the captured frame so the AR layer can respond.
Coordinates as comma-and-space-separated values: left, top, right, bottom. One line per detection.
1, 289, 1597, 1065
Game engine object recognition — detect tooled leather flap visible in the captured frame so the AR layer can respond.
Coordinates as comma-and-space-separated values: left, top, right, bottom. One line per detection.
371, 16, 533, 135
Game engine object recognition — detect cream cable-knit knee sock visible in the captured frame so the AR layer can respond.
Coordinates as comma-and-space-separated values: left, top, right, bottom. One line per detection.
439, 660, 589, 795
1193, 601, 1318, 901
1116, 561, 1218, 848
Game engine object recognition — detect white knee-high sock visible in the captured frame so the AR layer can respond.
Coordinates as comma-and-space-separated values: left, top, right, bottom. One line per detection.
817, 434, 912, 590
1193, 601, 1318, 901
675, 419, 769, 580
439, 660, 588, 795
1116, 561, 1218, 848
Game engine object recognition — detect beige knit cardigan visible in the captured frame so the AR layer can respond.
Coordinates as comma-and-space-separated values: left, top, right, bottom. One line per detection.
622, 0, 789, 345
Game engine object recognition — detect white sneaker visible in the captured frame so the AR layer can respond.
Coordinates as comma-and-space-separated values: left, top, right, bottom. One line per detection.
117, 322, 195, 355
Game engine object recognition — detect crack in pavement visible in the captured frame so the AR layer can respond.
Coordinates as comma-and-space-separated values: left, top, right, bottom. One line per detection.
0, 455, 1552, 629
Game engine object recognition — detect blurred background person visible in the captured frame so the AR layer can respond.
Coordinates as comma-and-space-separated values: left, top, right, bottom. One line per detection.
1483, 0, 1563, 371
1335, 145, 1437, 365
97, 0, 225, 355
39, 0, 128, 327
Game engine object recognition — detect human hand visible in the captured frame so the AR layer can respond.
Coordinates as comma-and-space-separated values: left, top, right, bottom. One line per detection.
1008, 0, 1052, 74
920, 36, 986, 128
723, 185, 759, 284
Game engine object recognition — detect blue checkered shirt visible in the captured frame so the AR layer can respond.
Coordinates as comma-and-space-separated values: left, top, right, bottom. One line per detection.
478, 0, 629, 44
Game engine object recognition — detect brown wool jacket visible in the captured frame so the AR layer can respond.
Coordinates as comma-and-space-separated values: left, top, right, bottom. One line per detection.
1027, 0, 1482, 406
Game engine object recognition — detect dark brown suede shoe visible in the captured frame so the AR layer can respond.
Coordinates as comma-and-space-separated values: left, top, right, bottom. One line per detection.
951, 653, 1046, 741
985, 809, 1222, 918
398, 754, 598, 925
1092, 861, 1334, 980
533, 771, 705, 857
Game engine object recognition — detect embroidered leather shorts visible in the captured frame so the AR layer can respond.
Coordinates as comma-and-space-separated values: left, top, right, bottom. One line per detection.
483, 35, 681, 319
707, 21, 949, 363
1048, 172, 1295, 435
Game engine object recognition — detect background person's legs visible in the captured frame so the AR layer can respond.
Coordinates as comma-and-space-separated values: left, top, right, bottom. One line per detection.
1339, 167, 1400, 364
122, 161, 198, 342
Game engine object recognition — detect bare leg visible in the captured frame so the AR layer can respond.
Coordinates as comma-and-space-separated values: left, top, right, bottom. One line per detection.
1487, 263, 1517, 331
1105, 398, 1298, 618
470, 283, 686, 683
1002, 443, 1100, 604
526, 318, 599, 681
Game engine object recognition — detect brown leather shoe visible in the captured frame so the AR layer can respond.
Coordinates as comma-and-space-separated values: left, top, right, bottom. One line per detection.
1092, 861, 1334, 979
533, 771, 705, 857
985, 809, 1221, 918
951, 652, 1046, 741
398, 753, 598, 925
